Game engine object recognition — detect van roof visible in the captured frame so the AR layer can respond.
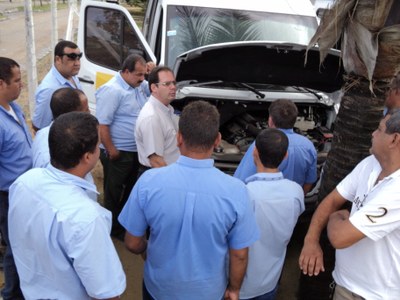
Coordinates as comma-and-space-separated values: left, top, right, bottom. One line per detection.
158, 0, 317, 17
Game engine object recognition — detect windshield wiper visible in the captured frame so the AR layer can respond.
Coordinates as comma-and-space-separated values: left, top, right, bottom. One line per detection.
292, 86, 322, 100
235, 82, 265, 99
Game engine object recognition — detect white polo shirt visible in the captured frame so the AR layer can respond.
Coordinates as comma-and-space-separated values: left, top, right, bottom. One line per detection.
333, 155, 400, 300
135, 95, 180, 167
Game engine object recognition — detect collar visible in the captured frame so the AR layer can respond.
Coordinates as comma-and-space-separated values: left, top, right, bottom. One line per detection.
46, 164, 99, 199
117, 72, 134, 91
176, 155, 214, 168
245, 172, 284, 184
278, 128, 294, 134
149, 95, 174, 114
51, 66, 78, 86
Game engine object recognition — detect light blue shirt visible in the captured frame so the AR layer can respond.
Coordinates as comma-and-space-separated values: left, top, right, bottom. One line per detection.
8, 165, 126, 299
32, 125, 51, 168
0, 102, 32, 191
119, 155, 259, 300
96, 72, 148, 152
32, 66, 82, 129
234, 128, 317, 186
240, 172, 304, 299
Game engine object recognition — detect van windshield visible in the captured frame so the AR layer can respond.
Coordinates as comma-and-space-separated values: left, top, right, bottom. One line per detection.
165, 5, 318, 66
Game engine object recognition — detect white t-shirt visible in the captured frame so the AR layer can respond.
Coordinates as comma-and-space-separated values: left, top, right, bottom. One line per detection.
334, 155, 400, 300
135, 95, 180, 167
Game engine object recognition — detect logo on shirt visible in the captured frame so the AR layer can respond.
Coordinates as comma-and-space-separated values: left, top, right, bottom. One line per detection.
366, 207, 387, 223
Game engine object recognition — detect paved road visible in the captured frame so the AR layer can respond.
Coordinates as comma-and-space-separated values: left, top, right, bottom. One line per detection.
0, 0, 71, 70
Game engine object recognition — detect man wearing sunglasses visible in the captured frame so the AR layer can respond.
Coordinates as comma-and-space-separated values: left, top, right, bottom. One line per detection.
32, 40, 82, 131
135, 66, 180, 174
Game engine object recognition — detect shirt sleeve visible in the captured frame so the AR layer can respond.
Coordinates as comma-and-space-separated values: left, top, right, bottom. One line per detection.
95, 85, 120, 125
138, 115, 166, 158
118, 179, 148, 237
349, 184, 400, 241
304, 146, 317, 184
68, 215, 126, 298
33, 87, 54, 129
227, 186, 259, 250
234, 142, 257, 183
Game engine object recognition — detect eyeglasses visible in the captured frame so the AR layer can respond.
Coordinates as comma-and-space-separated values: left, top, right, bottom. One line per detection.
156, 81, 177, 87
61, 52, 83, 60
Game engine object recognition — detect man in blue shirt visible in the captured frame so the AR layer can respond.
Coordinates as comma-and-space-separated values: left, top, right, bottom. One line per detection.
32, 88, 89, 168
0, 57, 32, 300
96, 54, 150, 239
32, 40, 83, 131
240, 128, 304, 300
9, 112, 126, 299
119, 101, 259, 300
234, 99, 317, 194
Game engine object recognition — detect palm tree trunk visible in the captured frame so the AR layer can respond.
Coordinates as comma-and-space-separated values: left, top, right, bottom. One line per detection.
319, 78, 385, 200
298, 77, 386, 300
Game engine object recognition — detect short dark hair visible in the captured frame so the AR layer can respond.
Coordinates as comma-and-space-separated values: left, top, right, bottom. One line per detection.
50, 88, 82, 119
121, 54, 146, 72
49, 112, 99, 169
255, 128, 288, 168
0, 57, 19, 84
54, 40, 78, 58
179, 101, 220, 151
268, 99, 298, 129
148, 66, 173, 87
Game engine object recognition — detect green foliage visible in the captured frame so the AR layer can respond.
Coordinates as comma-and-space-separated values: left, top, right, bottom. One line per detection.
125, 0, 147, 8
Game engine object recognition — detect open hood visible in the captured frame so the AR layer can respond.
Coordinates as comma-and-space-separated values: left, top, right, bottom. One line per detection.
174, 41, 344, 93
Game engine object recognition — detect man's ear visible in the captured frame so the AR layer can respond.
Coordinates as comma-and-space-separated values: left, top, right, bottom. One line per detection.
252, 146, 261, 165
213, 132, 222, 149
268, 116, 275, 128
176, 131, 183, 147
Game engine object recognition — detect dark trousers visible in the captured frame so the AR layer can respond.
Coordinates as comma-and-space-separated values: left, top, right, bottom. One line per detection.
142, 281, 155, 300
0, 191, 24, 299
100, 149, 139, 236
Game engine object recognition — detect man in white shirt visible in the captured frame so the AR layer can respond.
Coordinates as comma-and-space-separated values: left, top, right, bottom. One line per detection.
299, 109, 400, 300
135, 66, 180, 174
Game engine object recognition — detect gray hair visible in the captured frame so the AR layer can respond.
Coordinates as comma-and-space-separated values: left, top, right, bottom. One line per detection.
385, 108, 400, 134
390, 73, 400, 90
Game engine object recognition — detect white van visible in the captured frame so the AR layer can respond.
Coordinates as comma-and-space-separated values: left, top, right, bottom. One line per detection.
77, 0, 343, 200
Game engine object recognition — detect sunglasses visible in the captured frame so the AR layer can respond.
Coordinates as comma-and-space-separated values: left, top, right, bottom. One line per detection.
61, 52, 83, 60
156, 81, 177, 87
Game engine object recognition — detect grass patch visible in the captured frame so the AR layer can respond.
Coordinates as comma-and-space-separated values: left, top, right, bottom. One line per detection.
31, 2, 68, 12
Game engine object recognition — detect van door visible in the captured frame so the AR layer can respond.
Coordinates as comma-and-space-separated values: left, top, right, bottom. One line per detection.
77, 0, 156, 113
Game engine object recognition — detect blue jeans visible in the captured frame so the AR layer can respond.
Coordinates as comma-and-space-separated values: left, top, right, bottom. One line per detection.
242, 285, 278, 300
0, 192, 24, 299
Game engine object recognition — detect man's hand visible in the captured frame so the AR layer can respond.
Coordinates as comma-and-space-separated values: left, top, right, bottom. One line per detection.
107, 147, 120, 161
299, 240, 325, 276
224, 286, 240, 300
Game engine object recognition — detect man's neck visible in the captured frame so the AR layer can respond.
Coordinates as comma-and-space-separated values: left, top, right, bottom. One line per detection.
0, 99, 11, 111
256, 165, 280, 174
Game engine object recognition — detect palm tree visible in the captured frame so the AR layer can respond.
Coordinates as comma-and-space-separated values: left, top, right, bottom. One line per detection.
299, 1, 400, 298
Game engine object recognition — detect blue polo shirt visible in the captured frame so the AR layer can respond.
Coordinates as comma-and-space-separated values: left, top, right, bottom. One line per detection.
119, 155, 259, 300
240, 172, 304, 299
96, 72, 148, 152
32, 66, 82, 129
234, 128, 317, 186
8, 165, 125, 299
0, 102, 32, 191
